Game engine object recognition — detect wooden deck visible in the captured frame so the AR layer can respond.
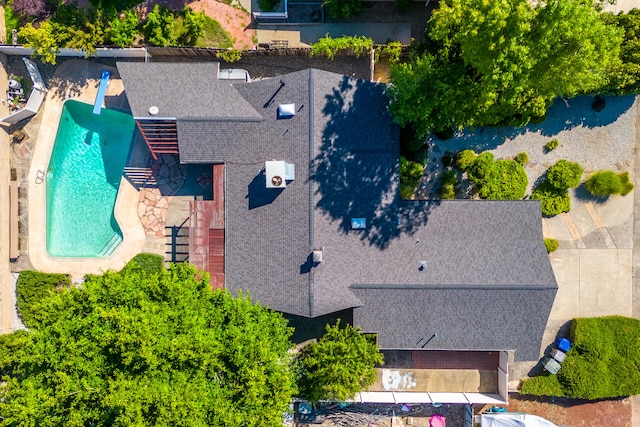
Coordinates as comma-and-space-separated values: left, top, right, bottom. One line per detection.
411, 350, 499, 370
189, 164, 225, 289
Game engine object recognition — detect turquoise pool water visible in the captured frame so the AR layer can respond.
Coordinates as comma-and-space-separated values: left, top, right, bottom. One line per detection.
46, 100, 135, 258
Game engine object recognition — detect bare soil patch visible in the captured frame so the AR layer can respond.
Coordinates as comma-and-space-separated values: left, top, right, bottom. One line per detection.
506, 393, 632, 427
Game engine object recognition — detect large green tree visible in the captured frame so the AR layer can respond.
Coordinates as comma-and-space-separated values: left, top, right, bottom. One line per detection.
297, 321, 383, 403
389, 0, 622, 137
0, 261, 296, 426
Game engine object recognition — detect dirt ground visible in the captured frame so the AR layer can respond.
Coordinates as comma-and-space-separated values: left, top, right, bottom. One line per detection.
506, 393, 632, 427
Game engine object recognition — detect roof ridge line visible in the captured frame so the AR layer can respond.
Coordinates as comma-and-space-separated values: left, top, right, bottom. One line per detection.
308, 68, 315, 317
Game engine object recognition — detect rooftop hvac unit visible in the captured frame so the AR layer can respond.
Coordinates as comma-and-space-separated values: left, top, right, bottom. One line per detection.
265, 160, 286, 188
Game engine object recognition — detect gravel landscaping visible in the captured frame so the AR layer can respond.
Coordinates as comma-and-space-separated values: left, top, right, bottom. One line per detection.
417, 95, 637, 203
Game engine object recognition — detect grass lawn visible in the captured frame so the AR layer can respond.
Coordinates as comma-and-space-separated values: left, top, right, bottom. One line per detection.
197, 16, 233, 49
520, 316, 640, 399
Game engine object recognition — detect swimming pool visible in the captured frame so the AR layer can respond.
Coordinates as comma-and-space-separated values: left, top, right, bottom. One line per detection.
46, 100, 136, 258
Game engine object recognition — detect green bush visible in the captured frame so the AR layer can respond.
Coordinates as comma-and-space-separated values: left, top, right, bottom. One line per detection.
310, 35, 373, 60
619, 171, 634, 196
544, 238, 559, 253
380, 41, 403, 63
464, 153, 527, 200
521, 316, 640, 399
16, 271, 71, 328
455, 149, 477, 171
531, 181, 571, 216
515, 151, 529, 166
545, 138, 559, 152
216, 49, 242, 62
468, 152, 494, 181
520, 374, 563, 396
547, 160, 583, 190
439, 169, 457, 199
126, 253, 165, 274
400, 156, 423, 200
585, 170, 623, 197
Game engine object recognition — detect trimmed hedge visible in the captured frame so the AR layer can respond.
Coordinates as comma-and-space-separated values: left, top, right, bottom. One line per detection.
439, 169, 458, 199
125, 253, 165, 274
585, 170, 634, 197
544, 238, 559, 253
520, 316, 640, 399
16, 270, 71, 328
400, 156, 424, 199
545, 138, 559, 152
547, 160, 583, 190
531, 181, 571, 216
515, 151, 529, 166
455, 149, 477, 171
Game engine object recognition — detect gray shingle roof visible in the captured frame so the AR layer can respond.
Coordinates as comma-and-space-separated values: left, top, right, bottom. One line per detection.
116, 62, 262, 120
119, 65, 558, 361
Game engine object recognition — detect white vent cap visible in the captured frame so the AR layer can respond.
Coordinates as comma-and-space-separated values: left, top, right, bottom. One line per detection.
148, 106, 159, 116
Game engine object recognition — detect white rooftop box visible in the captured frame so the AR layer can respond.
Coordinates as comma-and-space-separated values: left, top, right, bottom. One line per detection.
265, 161, 286, 188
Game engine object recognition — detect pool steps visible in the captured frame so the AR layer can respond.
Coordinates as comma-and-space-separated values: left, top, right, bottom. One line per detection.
97, 232, 122, 257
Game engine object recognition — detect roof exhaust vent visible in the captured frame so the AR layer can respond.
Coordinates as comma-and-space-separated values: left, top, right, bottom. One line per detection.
419, 261, 427, 271
148, 106, 159, 116
312, 248, 324, 264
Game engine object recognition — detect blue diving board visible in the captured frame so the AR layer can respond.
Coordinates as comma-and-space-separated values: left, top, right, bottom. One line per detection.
93, 70, 111, 115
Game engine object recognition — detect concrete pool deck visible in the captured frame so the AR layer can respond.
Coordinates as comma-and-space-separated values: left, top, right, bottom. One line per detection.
27, 60, 145, 279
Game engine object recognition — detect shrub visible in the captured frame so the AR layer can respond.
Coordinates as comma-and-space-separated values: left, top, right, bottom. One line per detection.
477, 159, 528, 200
439, 169, 457, 199
521, 316, 640, 399
544, 238, 559, 253
619, 171, 634, 196
144, 5, 175, 46
380, 41, 403, 63
126, 253, 165, 274
455, 149, 476, 171
515, 151, 529, 166
585, 170, 623, 197
520, 374, 563, 396
547, 160, 583, 190
323, 0, 363, 19
545, 138, 559, 152
11, 0, 50, 19
16, 270, 71, 328
310, 35, 373, 60
216, 48, 242, 62
400, 156, 423, 199
467, 152, 494, 181
531, 181, 571, 216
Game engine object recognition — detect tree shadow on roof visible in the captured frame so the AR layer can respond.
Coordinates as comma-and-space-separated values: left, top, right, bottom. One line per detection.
312, 75, 435, 249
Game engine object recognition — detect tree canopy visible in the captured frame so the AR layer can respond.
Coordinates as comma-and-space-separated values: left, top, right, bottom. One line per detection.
389, 0, 623, 137
297, 321, 383, 403
0, 262, 296, 426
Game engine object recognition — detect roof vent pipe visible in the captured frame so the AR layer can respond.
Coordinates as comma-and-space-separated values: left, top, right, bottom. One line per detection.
148, 106, 159, 116
419, 261, 427, 271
